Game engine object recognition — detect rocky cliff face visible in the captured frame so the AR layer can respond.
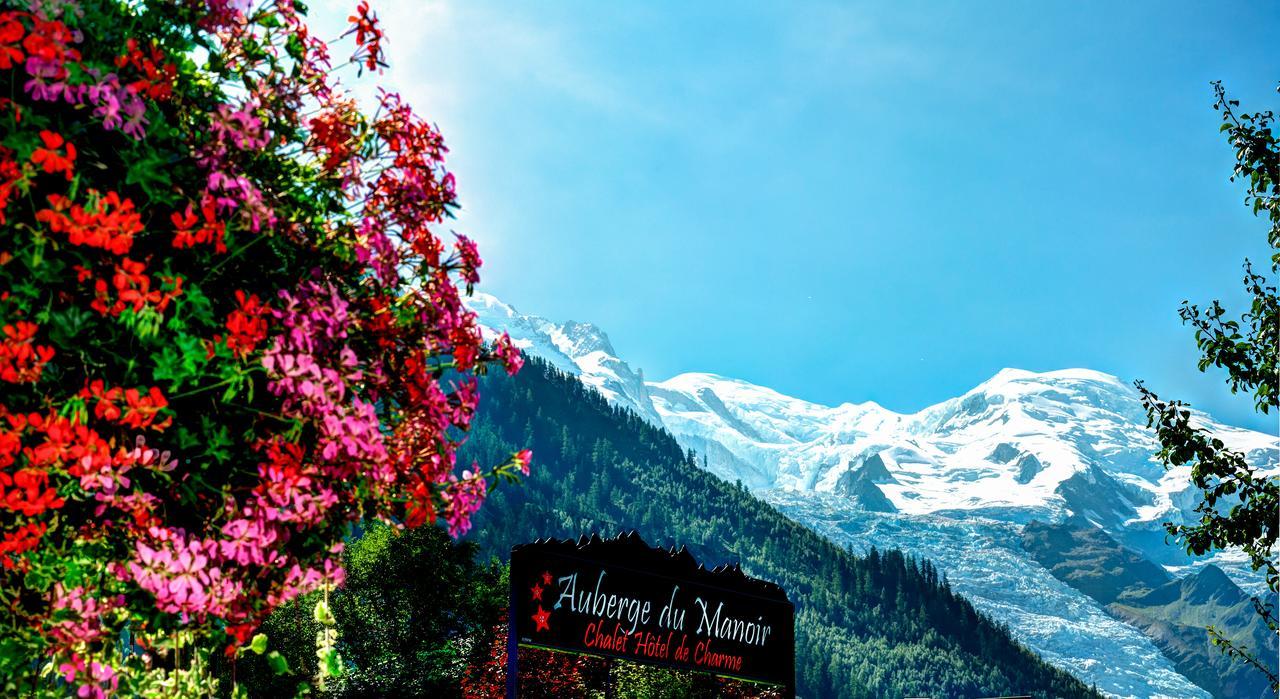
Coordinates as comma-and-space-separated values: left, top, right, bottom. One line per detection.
1024, 518, 1277, 699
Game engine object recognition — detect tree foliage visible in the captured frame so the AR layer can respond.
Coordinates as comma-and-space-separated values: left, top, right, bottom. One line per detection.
1137, 80, 1280, 691
235, 523, 507, 698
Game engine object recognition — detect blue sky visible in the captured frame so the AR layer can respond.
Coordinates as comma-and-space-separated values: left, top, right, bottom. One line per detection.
317, 1, 1278, 431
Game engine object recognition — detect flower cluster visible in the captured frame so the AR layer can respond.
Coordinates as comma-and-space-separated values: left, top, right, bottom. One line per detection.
49, 583, 123, 647
0, 146, 22, 222
79, 382, 172, 431
441, 470, 487, 538
0, 321, 54, 383
264, 280, 386, 464
0, 520, 45, 569
87, 258, 184, 318
114, 38, 175, 102
6, 8, 150, 138
220, 290, 269, 357
128, 527, 243, 620
198, 99, 275, 231
346, 1, 385, 74
58, 654, 119, 699
0, 0, 531, 695
1, 467, 64, 516
37, 190, 142, 254
31, 130, 75, 179
170, 198, 227, 253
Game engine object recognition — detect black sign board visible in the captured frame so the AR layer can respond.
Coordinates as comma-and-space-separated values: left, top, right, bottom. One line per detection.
508, 532, 795, 696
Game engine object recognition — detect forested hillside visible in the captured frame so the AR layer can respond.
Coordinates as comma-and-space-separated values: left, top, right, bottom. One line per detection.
461, 357, 1100, 698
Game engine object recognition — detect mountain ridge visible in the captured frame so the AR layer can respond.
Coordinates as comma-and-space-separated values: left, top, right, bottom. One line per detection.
469, 292, 1277, 556
1023, 518, 1277, 699
468, 291, 1279, 697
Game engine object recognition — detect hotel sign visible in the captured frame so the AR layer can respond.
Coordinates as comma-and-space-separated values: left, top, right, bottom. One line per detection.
508, 532, 794, 695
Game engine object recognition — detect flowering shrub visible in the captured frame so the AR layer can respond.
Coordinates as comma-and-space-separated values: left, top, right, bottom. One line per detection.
0, 0, 528, 695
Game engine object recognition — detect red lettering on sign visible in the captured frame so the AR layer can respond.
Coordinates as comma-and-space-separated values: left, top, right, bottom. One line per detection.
583, 620, 630, 653
693, 639, 743, 672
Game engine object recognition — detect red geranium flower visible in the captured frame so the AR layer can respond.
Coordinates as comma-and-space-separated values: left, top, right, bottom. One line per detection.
0, 321, 55, 383
0, 12, 24, 70
36, 191, 143, 255
346, 1, 385, 74
30, 130, 75, 180
0, 522, 47, 570
171, 197, 227, 253
0, 468, 65, 517
223, 291, 269, 357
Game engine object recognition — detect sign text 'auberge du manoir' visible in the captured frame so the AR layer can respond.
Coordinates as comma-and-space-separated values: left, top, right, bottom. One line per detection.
508, 532, 794, 695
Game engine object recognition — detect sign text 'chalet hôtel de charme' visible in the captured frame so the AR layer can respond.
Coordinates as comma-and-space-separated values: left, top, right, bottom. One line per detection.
508, 532, 795, 696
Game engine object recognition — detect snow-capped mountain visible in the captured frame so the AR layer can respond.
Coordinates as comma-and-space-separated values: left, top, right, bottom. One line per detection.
650, 367, 1278, 572
470, 292, 1279, 698
469, 293, 662, 425
472, 293, 1277, 555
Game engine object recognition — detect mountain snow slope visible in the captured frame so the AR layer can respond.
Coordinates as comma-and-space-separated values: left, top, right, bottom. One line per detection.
768, 494, 1211, 699
470, 292, 1280, 696
650, 368, 1274, 524
653, 369, 1277, 597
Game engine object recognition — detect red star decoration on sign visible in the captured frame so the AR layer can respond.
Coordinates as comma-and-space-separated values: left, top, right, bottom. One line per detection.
541, 571, 552, 585
531, 582, 544, 601
532, 605, 551, 632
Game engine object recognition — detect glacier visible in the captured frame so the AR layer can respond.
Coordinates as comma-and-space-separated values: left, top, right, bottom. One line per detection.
468, 292, 1279, 697
767, 493, 1209, 699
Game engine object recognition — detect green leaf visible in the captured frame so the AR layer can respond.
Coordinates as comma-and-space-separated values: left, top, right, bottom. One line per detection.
250, 633, 269, 655
200, 416, 233, 464
124, 148, 179, 205
152, 331, 211, 391
169, 280, 215, 331
313, 599, 334, 626
322, 649, 344, 678
266, 650, 290, 675
0, 637, 27, 676
47, 305, 94, 348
